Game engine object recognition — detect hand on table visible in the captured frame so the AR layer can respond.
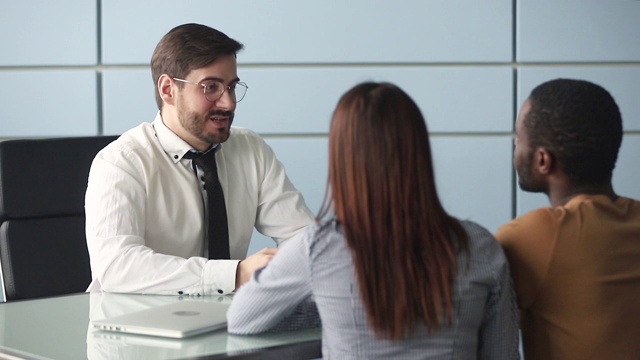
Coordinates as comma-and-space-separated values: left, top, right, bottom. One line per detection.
235, 247, 278, 289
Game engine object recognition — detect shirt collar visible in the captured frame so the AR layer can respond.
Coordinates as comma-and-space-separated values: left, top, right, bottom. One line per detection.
152, 112, 220, 164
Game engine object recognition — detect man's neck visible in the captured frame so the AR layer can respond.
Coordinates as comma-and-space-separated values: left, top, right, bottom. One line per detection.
548, 183, 618, 207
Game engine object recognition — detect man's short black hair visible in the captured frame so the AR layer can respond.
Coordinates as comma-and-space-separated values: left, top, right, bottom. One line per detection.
524, 78, 623, 186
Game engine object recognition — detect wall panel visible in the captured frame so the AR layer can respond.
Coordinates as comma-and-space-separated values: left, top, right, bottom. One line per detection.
0, 1, 97, 66
102, 69, 158, 134
431, 136, 513, 233
102, 0, 512, 65
0, 70, 98, 137
517, 0, 640, 62
239, 66, 513, 134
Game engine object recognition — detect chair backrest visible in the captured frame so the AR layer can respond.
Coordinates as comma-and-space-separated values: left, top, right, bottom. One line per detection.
0, 136, 118, 301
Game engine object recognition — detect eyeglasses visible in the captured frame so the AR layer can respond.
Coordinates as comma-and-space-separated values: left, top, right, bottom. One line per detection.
172, 77, 248, 103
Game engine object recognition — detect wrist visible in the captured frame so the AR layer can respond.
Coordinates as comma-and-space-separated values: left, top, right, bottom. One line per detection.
234, 260, 243, 290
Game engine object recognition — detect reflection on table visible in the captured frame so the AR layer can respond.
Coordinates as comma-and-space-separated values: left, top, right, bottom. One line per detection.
0, 292, 321, 360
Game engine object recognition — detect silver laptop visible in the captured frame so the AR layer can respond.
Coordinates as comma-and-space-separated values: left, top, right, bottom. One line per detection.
92, 300, 230, 339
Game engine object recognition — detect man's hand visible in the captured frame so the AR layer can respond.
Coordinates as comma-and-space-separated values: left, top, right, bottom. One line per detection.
235, 247, 278, 289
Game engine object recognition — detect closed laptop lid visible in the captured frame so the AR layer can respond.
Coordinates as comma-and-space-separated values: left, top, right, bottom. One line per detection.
92, 300, 229, 339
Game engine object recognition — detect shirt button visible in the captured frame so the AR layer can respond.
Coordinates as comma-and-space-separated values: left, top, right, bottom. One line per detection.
178, 291, 183, 295
200, 176, 205, 181
174, 155, 178, 159
217, 289, 223, 294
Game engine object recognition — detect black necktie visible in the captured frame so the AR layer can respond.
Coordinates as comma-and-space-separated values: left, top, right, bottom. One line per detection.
184, 150, 230, 259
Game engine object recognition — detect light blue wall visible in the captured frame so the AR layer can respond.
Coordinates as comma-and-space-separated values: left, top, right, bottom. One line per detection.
1, 1, 639, 298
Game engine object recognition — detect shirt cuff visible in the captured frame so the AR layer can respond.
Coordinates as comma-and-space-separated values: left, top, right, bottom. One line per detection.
203, 259, 241, 295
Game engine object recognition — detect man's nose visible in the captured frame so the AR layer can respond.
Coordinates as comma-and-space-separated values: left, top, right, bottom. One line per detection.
215, 88, 235, 109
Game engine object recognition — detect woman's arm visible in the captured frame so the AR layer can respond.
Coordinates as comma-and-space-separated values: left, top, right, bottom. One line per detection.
227, 230, 317, 334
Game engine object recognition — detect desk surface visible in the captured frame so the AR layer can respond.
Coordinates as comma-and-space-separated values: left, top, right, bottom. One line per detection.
0, 292, 321, 360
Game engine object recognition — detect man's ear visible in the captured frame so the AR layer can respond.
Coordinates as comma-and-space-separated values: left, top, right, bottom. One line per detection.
158, 74, 175, 106
534, 147, 554, 175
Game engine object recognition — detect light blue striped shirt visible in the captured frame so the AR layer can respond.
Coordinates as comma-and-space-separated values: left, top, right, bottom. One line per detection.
228, 220, 520, 359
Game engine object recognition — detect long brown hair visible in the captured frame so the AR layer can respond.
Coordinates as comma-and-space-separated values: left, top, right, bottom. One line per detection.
319, 82, 469, 340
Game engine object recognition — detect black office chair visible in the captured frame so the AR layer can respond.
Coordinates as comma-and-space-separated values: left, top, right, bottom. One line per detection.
0, 136, 118, 301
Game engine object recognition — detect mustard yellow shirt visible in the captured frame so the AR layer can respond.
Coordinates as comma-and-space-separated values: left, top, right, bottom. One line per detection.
496, 194, 640, 360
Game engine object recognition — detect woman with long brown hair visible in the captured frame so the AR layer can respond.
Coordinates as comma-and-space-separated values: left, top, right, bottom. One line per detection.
227, 82, 519, 359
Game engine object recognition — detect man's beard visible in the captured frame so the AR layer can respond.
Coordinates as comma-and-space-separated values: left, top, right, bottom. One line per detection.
178, 107, 234, 145
516, 151, 545, 192
516, 149, 546, 193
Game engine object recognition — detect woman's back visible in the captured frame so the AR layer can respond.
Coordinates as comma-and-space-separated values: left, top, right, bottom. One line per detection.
310, 220, 519, 359
227, 82, 519, 359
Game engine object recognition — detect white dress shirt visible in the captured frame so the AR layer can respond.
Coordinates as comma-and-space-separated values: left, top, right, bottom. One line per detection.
85, 113, 314, 296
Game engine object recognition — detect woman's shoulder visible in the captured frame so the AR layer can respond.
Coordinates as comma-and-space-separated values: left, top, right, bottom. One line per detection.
303, 219, 345, 255
458, 220, 507, 267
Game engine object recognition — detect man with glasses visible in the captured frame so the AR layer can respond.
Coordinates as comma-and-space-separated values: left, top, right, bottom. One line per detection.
85, 23, 314, 296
